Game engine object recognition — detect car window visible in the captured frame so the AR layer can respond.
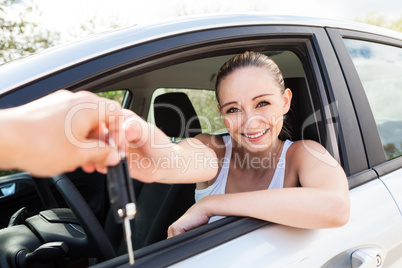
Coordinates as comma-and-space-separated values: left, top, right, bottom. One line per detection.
344, 39, 402, 160
96, 89, 130, 105
144, 50, 309, 142
148, 88, 226, 136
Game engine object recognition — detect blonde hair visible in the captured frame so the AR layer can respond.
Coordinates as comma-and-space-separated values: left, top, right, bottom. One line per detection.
215, 51, 291, 140
215, 51, 285, 103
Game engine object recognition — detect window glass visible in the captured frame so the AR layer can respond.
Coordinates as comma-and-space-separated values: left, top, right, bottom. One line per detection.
96, 89, 128, 104
344, 39, 402, 160
148, 88, 226, 136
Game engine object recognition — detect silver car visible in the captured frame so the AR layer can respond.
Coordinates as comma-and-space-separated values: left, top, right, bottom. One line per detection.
0, 14, 402, 267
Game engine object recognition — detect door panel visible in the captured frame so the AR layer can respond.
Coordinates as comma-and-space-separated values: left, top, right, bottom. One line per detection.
379, 168, 402, 215
171, 179, 402, 267
0, 173, 42, 228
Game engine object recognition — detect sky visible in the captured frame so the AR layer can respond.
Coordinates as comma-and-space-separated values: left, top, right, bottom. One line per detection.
28, 0, 402, 43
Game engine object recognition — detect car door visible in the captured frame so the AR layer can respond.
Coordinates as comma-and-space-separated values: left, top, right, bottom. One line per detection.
328, 28, 402, 267
165, 27, 402, 268
93, 24, 402, 267
1, 17, 401, 267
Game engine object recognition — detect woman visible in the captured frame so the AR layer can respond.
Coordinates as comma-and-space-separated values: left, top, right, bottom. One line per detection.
121, 51, 350, 238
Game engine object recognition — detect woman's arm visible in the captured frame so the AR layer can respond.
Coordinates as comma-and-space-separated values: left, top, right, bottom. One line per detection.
168, 140, 350, 237
122, 113, 220, 184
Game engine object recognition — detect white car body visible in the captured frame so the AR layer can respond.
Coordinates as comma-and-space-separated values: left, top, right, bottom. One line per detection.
0, 14, 401, 268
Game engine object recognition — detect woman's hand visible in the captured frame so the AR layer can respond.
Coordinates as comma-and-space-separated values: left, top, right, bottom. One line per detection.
167, 197, 212, 238
0, 90, 124, 177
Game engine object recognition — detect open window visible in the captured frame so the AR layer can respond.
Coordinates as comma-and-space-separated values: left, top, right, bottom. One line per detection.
142, 50, 317, 144
94, 46, 325, 254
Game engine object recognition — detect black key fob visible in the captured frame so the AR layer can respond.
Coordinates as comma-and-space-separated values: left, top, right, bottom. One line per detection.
107, 157, 136, 223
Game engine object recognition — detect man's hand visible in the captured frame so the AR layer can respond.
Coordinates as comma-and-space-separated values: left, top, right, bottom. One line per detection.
0, 90, 125, 177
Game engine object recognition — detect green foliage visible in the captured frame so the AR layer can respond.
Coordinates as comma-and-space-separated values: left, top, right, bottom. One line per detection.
0, 169, 20, 177
96, 90, 127, 103
356, 12, 402, 32
0, 0, 59, 64
384, 143, 402, 160
164, 88, 226, 134
185, 89, 226, 134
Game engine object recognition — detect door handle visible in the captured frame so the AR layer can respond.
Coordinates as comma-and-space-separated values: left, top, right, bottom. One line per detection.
351, 247, 383, 268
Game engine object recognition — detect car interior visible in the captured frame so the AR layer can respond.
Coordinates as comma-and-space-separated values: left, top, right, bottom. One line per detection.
0, 48, 324, 266
94, 49, 320, 256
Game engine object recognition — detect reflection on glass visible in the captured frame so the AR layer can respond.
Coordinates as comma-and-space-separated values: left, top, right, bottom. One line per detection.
344, 39, 402, 160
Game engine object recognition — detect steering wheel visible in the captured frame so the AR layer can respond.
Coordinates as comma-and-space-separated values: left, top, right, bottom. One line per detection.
50, 174, 116, 262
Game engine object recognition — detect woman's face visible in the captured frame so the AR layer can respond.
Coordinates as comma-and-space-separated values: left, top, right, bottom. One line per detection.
218, 66, 292, 153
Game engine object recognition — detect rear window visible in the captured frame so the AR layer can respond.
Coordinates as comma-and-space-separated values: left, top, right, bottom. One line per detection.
344, 39, 402, 160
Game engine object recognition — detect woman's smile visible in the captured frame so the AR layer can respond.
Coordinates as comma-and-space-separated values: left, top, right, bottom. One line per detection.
241, 128, 270, 141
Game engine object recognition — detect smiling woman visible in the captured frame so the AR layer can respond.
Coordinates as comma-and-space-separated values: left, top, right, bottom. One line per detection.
119, 51, 350, 238
216, 52, 293, 148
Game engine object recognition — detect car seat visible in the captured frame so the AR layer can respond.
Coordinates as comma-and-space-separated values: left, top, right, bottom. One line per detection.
153, 92, 202, 140
284, 77, 319, 142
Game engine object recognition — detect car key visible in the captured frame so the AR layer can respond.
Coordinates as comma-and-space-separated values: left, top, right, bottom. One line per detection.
107, 135, 136, 265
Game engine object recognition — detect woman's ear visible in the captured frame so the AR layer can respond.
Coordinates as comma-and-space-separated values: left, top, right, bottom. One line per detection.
283, 88, 292, 114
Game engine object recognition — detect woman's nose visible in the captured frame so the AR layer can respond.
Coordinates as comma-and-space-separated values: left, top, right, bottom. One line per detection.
243, 109, 264, 129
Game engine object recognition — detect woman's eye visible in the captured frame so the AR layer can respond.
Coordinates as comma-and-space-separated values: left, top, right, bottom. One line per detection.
256, 101, 270, 108
226, 107, 240, 114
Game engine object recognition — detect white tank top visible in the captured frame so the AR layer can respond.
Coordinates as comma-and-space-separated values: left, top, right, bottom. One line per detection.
195, 135, 293, 222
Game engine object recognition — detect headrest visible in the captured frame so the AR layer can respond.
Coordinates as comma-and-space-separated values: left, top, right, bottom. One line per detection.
154, 92, 202, 138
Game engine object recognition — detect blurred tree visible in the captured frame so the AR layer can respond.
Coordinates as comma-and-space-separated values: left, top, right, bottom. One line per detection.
0, 0, 59, 175
0, 0, 60, 64
384, 143, 402, 160
357, 11, 402, 32
96, 90, 127, 103
186, 89, 226, 134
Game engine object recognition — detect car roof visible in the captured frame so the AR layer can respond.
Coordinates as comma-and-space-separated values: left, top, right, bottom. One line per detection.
1, 13, 401, 95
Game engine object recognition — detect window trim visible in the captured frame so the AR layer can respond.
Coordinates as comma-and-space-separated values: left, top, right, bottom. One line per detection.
374, 155, 402, 178
93, 217, 269, 268
311, 28, 368, 176
0, 26, 319, 108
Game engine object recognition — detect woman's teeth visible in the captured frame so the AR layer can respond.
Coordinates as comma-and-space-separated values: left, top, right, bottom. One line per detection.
243, 129, 269, 139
